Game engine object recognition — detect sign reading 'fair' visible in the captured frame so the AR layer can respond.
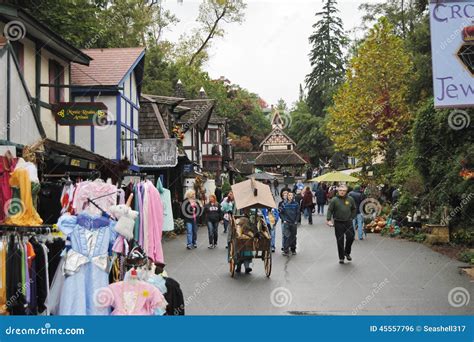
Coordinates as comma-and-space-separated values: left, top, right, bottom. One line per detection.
429, 0, 474, 108
136, 139, 178, 168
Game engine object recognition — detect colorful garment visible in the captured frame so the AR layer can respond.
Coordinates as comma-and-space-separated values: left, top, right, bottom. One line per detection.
0, 238, 7, 315
58, 213, 117, 315
72, 180, 117, 216
0, 156, 15, 223
99, 281, 166, 315
144, 181, 164, 263
146, 274, 168, 316
157, 179, 174, 232
4, 168, 43, 226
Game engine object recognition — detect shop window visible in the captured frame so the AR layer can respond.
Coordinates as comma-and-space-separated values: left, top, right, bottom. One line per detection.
208, 129, 219, 143
49, 60, 65, 104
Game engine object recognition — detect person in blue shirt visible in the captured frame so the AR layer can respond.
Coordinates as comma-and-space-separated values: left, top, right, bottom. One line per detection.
261, 207, 280, 253
280, 192, 300, 256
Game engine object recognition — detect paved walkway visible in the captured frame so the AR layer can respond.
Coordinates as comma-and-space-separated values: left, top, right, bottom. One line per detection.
162, 214, 473, 315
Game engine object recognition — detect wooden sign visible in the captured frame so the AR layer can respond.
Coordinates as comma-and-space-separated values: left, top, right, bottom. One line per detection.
136, 139, 178, 168
53, 102, 108, 126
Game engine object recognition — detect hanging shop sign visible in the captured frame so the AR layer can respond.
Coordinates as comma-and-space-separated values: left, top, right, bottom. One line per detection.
429, 0, 474, 108
136, 139, 178, 168
53, 102, 108, 126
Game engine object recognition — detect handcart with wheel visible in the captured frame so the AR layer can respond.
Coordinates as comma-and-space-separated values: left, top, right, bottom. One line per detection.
227, 178, 277, 278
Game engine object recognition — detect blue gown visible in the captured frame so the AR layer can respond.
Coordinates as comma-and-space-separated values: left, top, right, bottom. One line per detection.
58, 213, 117, 315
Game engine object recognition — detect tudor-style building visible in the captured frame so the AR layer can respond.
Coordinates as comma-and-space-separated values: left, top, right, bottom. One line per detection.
254, 110, 306, 173
71, 47, 145, 170
0, 4, 91, 147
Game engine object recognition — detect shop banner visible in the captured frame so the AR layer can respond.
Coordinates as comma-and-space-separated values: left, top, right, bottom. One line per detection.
429, 0, 474, 108
0, 316, 471, 342
53, 102, 108, 126
136, 138, 178, 168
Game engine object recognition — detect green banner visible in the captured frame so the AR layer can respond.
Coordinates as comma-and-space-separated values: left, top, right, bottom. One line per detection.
53, 102, 108, 126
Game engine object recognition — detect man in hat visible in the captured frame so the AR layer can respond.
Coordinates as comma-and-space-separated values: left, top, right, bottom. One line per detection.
326, 184, 357, 264
348, 185, 365, 240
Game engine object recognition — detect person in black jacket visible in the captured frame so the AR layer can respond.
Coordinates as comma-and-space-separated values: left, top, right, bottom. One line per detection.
204, 194, 222, 249
214, 186, 223, 203
315, 183, 327, 216
280, 192, 300, 256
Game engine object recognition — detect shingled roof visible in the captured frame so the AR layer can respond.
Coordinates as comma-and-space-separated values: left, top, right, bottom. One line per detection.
255, 151, 306, 166
232, 151, 261, 174
71, 47, 145, 87
177, 99, 215, 132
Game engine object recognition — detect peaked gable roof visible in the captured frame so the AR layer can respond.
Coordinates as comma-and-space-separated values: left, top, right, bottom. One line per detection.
259, 127, 296, 148
71, 47, 145, 86
271, 111, 284, 127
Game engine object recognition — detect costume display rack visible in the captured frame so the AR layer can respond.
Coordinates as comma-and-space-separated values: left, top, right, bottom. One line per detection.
0, 225, 58, 235
42, 170, 102, 181
43, 170, 118, 220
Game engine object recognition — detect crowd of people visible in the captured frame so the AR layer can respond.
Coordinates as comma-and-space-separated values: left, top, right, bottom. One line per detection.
180, 177, 378, 269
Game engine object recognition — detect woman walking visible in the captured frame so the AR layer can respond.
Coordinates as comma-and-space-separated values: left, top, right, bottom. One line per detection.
301, 186, 314, 225
184, 189, 201, 250
220, 191, 235, 234
204, 194, 222, 249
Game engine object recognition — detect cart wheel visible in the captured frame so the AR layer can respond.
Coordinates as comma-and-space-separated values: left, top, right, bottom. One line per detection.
264, 249, 272, 277
229, 241, 235, 278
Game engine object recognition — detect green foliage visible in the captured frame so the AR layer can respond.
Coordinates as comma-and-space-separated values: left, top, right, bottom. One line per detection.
458, 249, 474, 265
234, 174, 245, 183
222, 179, 231, 194
451, 230, 474, 247
287, 100, 333, 164
412, 100, 474, 228
328, 18, 413, 167
188, 0, 247, 66
412, 233, 427, 243
306, 0, 347, 117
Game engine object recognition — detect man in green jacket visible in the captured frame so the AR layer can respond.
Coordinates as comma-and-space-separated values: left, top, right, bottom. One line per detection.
326, 184, 357, 264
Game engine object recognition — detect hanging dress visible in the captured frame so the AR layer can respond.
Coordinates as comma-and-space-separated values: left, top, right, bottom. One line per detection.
157, 179, 174, 232
57, 213, 117, 315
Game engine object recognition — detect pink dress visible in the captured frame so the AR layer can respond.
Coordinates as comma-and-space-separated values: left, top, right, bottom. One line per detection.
144, 181, 164, 263
73, 180, 117, 216
98, 281, 166, 315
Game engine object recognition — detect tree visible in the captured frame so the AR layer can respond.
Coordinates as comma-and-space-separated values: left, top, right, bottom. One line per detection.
287, 100, 333, 165
358, 0, 432, 105
188, 0, 246, 66
327, 18, 413, 167
17, 0, 173, 49
229, 133, 253, 152
276, 98, 288, 111
305, 0, 347, 117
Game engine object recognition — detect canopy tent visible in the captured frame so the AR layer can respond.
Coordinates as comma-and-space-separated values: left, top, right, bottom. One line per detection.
309, 171, 359, 183
231, 178, 277, 210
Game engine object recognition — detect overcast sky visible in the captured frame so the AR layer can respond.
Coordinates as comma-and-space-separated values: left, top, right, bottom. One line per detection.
162, 0, 384, 107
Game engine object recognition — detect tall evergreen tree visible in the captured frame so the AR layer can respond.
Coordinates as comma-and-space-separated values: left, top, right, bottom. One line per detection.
305, 0, 347, 117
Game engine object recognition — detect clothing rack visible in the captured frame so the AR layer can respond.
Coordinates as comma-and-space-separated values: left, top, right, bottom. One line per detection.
0, 225, 57, 235
120, 172, 148, 187
43, 171, 101, 180
122, 172, 148, 179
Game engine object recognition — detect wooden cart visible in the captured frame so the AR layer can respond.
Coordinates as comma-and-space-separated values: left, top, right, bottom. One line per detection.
228, 178, 277, 278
